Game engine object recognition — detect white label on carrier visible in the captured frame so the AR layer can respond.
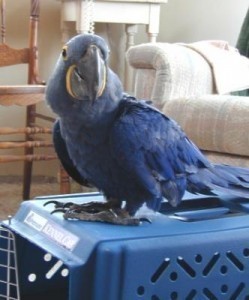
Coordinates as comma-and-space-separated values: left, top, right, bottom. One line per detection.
24, 210, 48, 231
42, 222, 79, 250
24, 210, 79, 250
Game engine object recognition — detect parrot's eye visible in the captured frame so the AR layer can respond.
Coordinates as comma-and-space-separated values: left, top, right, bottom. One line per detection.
62, 46, 68, 60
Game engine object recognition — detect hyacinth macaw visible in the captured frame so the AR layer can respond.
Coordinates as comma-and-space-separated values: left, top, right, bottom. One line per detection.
45, 34, 249, 225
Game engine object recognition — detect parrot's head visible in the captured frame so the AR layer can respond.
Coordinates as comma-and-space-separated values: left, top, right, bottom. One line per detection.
47, 34, 123, 118
61, 34, 110, 102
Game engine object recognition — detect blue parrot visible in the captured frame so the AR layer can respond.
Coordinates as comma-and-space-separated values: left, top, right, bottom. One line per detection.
46, 34, 249, 225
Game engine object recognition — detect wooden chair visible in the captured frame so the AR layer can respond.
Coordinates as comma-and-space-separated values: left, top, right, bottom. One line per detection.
0, 0, 70, 199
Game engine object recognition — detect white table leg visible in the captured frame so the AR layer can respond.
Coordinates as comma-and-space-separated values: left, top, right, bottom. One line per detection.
61, 22, 74, 43
148, 33, 158, 43
147, 4, 160, 43
124, 24, 138, 92
76, 0, 92, 34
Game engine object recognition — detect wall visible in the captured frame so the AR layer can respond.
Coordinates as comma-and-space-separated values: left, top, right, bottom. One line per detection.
0, 0, 248, 176
158, 0, 248, 45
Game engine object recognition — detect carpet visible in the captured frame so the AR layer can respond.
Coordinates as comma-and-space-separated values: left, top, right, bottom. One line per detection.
0, 176, 94, 220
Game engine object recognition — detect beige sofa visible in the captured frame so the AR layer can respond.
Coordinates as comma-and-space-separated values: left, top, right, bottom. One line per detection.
126, 43, 249, 168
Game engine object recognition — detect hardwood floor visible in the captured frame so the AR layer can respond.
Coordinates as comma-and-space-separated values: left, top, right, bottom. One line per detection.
0, 176, 84, 220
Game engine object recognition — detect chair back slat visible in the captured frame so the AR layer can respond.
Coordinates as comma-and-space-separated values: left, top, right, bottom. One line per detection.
0, 44, 29, 66
0, 0, 6, 44
28, 0, 40, 84
31, 0, 40, 17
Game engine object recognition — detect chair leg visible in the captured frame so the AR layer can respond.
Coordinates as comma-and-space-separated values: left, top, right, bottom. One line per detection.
23, 104, 36, 200
23, 104, 71, 198
23, 160, 33, 200
59, 165, 71, 194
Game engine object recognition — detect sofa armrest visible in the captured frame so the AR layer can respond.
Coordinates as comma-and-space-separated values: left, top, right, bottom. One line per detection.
126, 43, 215, 109
162, 95, 249, 157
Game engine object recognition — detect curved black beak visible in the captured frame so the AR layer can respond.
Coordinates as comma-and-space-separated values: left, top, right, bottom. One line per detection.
66, 44, 106, 101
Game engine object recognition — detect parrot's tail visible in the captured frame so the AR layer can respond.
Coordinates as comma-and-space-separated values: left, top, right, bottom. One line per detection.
187, 164, 249, 198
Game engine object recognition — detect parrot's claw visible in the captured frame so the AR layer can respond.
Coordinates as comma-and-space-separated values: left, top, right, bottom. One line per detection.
43, 200, 69, 209
45, 200, 150, 226
63, 208, 149, 226
44, 200, 92, 210
138, 217, 152, 224
50, 208, 68, 215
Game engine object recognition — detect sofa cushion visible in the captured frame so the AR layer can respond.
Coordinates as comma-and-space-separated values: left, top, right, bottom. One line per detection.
162, 95, 249, 157
127, 43, 214, 109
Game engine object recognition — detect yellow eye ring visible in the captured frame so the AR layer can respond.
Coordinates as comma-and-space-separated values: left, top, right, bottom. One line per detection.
62, 45, 68, 60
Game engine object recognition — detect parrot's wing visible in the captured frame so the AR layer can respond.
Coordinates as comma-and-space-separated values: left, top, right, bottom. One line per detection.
109, 101, 210, 209
53, 120, 92, 187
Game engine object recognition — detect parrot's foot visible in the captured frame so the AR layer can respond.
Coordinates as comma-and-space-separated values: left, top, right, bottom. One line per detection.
63, 208, 148, 226
44, 200, 112, 213
44, 200, 151, 226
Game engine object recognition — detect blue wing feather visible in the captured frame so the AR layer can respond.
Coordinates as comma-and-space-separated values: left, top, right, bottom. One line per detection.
110, 98, 210, 209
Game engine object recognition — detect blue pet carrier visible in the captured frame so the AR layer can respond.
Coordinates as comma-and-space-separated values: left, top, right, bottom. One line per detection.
1, 192, 249, 299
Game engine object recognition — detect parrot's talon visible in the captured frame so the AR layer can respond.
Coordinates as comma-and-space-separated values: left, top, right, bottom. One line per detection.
43, 200, 60, 207
43, 200, 68, 208
139, 217, 152, 224
109, 209, 118, 218
62, 202, 75, 208
50, 208, 68, 215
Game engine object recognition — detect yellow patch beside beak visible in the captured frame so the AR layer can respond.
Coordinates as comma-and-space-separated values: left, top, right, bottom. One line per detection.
66, 64, 77, 99
97, 66, 107, 98
65, 58, 106, 101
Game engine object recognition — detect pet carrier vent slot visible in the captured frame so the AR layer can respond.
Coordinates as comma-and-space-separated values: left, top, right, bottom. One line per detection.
151, 258, 170, 283
203, 288, 218, 300
185, 289, 197, 300
195, 254, 202, 263
169, 271, 177, 281
220, 284, 228, 293
45, 260, 64, 279
220, 265, 228, 274
226, 251, 244, 271
28, 273, 37, 282
177, 256, 196, 278
243, 248, 249, 257
202, 252, 220, 276
230, 282, 245, 300
151, 295, 160, 300
169, 291, 177, 299
137, 285, 145, 296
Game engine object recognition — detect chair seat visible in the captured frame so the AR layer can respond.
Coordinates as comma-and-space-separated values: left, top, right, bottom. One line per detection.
0, 85, 45, 106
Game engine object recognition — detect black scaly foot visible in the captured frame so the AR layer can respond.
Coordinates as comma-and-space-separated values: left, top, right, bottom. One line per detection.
44, 200, 151, 226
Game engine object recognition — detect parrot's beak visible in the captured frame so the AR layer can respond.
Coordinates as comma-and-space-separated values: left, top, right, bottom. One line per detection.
66, 44, 106, 101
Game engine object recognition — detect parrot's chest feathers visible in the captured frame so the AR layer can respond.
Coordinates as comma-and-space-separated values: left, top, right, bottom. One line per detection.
64, 124, 120, 189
